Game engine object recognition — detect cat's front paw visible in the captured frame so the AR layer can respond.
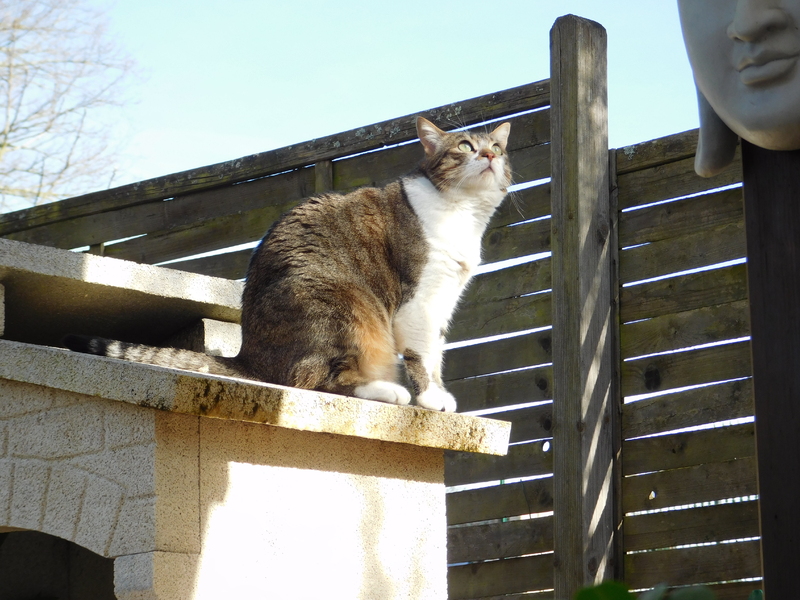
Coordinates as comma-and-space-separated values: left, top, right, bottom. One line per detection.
354, 381, 412, 406
416, 386, 457, 413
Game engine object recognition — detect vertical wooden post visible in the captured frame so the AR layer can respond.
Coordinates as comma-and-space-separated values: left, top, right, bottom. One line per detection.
741, 141, 800, 600
550, 15, 619, 598
314, 159, 333, 193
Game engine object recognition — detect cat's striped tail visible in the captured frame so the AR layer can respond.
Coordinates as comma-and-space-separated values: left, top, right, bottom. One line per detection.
63, 334, 244, 379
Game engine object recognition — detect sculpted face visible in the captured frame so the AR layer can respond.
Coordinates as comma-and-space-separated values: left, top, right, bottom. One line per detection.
678, 0, 800, 174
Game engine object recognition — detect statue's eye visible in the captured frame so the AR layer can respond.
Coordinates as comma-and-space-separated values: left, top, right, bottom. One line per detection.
491, 143, 503, 155
458, 141, 474, 152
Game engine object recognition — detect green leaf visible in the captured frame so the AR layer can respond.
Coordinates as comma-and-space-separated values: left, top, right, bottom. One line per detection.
747, 591, 763, 600
670, 586, 717, 600
575, 581, 635, 600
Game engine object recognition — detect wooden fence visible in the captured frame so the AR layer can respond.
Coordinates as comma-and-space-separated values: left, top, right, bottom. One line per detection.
0, 15, 761, 600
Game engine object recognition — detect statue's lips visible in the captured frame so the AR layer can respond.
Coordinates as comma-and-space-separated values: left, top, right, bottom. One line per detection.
737, 51, 800, 85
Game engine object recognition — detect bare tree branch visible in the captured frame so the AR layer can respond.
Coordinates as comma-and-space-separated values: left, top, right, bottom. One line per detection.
0, 0, 134, 210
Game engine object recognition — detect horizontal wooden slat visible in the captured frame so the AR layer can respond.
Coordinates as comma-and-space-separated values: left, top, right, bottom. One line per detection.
463, 258, 552, 305
701, 581, 764, 600
482, 217, 550, 264
448, 553, 553, 599
489, 183, 551, 229
620, 300, 750, 360
615, 129, 699, 175
623, 423, 755, 476
617, 152, 742, 212
620, 263, 747, 324
625, 539, 761, 589
619, 221, 746, 284
443, 330, 553, 382
448, 516, 553, 563
447, 366, 553, 414
619, 186, 743, 248
448, 290, 551, 344
166, 247, 252, 280
0, 80, 550, 237
620, 339, 752, 398
446, 478, 553, 525
6, 167, 311, 251
493, 403, 553, 443
624, 500, 759, 552
623, 457, 757, 514
445, 441, 552, 487
623, 378, 754, 440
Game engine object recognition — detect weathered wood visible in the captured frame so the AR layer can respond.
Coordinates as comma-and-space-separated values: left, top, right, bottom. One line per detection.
550, 15, 617, 591
492, 403, 553, 443
0, 80, 551, 237
617, 152, 742, 212
443, 329, 552, 382
446, 477, 553, 526
622, 423, 755, 477
446, 366, 553, 414
448, 290, 551, 344
445, 441, 553, 487
703, 581, 765, 600
615, 129, 699, 175
625, 539, 762, 590
488, 182, 551, 229
461, 257, 552, 306
447, 553, 553, 599
620, 263, 747, 324
5, 167, 312, 251
620, 299, 750, 360
741, 142, 800, 600
314, 160, 333, 193
448, 515, 553, 563
619, 221, 746, 284
481, 217, 551, 264
619, 186, 743, 248
620, 339, 752, 398
624, 500, 759, 552
623, 378, 754, 440
622, 457, 758, 514
166, 248, 253, 280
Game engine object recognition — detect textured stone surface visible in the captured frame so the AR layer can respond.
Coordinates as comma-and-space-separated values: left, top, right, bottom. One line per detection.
0, 379, 200, 558
0, 338, 510, 455
0, 237, 242, 347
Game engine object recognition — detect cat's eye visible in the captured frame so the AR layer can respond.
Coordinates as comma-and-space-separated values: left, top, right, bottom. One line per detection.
491, 143, 503, 155
458, 141, 474, 152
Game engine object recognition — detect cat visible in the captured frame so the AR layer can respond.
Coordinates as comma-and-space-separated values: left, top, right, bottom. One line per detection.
65, 117, 512, 412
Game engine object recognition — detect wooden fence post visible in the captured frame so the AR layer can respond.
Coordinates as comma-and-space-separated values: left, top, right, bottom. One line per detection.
550, 15, 619, 598
741, 141, 800, 600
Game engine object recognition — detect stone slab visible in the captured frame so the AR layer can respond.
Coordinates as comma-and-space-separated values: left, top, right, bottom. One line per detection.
0, 238, 242, 347
0, 338, 511, 456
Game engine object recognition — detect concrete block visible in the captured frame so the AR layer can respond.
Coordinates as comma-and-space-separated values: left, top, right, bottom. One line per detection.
10, 459, 49, 530
42, 465, 88, 541
165, 318, 241, 357
103, 400, 157, 449
115, 551, 199, 600
0, 282, 4, 337
10, 402, 105, 459
109, 496, 157, 557
70, 445, 156, 498
0, 458, 12, 523
74, 475, 124, 556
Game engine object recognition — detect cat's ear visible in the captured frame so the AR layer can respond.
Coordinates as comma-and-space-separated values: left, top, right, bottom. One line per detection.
416, 117, 447, 156
491, 122, 511, 148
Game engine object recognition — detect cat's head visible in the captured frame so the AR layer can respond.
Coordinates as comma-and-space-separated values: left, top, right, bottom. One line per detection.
416, 117, 512, 194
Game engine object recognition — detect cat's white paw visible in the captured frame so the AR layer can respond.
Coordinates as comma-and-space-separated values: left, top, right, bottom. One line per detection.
354, 381, 412, 405
416, 386, 457, 412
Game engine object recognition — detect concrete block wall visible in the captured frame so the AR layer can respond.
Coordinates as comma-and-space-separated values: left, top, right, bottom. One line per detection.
0, 378, 200, 559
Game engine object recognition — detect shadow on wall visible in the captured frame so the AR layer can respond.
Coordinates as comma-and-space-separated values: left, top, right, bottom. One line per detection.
0, 530, 115, 600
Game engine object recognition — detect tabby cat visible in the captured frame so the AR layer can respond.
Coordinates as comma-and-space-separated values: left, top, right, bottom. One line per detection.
65, 117, 512, 412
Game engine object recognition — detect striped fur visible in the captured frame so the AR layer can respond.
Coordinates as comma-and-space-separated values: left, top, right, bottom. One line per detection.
65, 117, 512, 412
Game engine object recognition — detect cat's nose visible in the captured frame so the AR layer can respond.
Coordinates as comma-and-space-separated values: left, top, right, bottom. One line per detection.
482, 151, 495, 161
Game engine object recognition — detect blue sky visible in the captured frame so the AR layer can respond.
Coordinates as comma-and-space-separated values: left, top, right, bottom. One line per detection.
96, 1, 699, 187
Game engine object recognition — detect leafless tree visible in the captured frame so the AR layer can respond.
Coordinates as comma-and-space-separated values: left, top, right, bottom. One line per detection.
0, 0, 134, 211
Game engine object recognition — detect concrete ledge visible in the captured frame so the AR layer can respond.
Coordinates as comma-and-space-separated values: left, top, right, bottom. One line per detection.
0, 339, 510, 455
0, 238, 242, 347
